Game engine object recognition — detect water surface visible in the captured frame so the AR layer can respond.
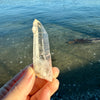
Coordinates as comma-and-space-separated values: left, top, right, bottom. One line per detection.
0, 0, 100, 99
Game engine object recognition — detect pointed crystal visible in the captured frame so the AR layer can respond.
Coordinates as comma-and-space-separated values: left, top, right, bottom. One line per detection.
32, 19, 53, 81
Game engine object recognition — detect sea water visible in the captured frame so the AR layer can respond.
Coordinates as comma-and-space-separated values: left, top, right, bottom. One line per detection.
0, 0, 100, 99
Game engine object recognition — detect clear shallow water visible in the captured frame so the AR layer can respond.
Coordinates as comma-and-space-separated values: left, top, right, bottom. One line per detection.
0, 0, 100, 99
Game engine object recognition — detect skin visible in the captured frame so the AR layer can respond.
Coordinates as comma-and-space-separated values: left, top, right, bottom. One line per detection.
0, 64, 60, 100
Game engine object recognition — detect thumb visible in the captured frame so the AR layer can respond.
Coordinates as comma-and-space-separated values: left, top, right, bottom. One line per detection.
4, 66, 35, 100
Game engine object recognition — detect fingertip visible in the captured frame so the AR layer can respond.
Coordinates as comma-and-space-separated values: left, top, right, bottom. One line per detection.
39, 86, 51, 100
30, 78, 59, 100
53, 67, 60, 72
46, 79, 60, 96
52, 67, 60, 78
52, 79, 59, 91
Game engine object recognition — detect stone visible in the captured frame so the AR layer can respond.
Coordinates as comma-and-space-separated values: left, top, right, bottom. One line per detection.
32, 19, 53, 81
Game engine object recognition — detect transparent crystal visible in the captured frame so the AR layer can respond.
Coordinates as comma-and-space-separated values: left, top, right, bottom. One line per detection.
32, 19, 53, 81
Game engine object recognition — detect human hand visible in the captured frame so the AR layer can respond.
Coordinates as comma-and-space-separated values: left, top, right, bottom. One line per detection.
0, 64, 59, 100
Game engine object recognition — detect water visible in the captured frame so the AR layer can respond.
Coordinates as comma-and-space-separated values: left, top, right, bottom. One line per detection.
0, 0, 100, 99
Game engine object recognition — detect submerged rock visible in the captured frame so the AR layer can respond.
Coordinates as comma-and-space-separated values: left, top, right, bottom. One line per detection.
67, 38, 100, 44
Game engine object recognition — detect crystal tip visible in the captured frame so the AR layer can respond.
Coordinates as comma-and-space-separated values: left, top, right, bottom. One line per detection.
32, 19, 41, 33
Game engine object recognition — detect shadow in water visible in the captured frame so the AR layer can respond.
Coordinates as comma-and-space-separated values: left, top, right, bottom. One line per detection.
52, 61, 100, 99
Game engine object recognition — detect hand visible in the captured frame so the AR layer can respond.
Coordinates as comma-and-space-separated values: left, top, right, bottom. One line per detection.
0, 64, 59, 100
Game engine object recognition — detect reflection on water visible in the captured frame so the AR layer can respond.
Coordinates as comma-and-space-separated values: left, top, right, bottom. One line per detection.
0, 0, 100, 99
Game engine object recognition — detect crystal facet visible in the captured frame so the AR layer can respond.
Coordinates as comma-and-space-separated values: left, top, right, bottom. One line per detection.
32, 19, 53, 81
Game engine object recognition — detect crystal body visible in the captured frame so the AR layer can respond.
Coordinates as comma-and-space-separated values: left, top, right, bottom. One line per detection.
32, 19, 53, 81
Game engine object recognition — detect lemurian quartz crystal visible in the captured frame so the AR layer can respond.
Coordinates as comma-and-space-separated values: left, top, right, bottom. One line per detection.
32, 19, 53, 81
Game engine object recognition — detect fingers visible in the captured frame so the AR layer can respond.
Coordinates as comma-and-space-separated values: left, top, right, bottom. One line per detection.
1, 64, 33, 93
0, 64, 60, 100
38, 88, 50, 100
3, 66, 35, 100
0, 64, 32, 99
30, 79, 59, 100
44, 79, 59, 96
29, 67, 60, 95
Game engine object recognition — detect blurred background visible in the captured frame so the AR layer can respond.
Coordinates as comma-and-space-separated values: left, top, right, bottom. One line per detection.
0, 0, 100, 99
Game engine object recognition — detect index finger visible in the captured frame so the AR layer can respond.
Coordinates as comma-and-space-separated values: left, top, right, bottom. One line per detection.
0, 64, 33, 97
29, 67, 60, 96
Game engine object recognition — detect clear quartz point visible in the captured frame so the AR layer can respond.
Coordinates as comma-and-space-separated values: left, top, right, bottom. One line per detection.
32, 19, 53, 81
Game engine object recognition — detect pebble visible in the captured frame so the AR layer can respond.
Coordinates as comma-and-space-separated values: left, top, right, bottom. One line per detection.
12, 41, 15, 44
87, 91, 90, 96
67, 66, 71, 71
19, 61, 23, 64
25, 46, 27, 49
56, 92, 59, 96
24, 56, 26, 58
68, 84, 71, 87
90, 62, 93, 65
7, 38, 9, 40
10, 61, 13, 63
4, 61, 6, 64
73, 84, 76, 87
27, 44, 30, 47
98, 60, 100, 62
93, 53, 96, 56
63, 84, 66, 87
81, 65, 84, 67
95, 97, 98, 100
19, 56, 22, 59
51, 52, 54, 55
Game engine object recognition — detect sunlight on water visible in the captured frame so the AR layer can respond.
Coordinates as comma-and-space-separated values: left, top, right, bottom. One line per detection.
0, 0, 100, 99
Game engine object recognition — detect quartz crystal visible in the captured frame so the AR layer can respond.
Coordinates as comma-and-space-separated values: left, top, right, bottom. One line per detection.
32, 19, 53, 81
